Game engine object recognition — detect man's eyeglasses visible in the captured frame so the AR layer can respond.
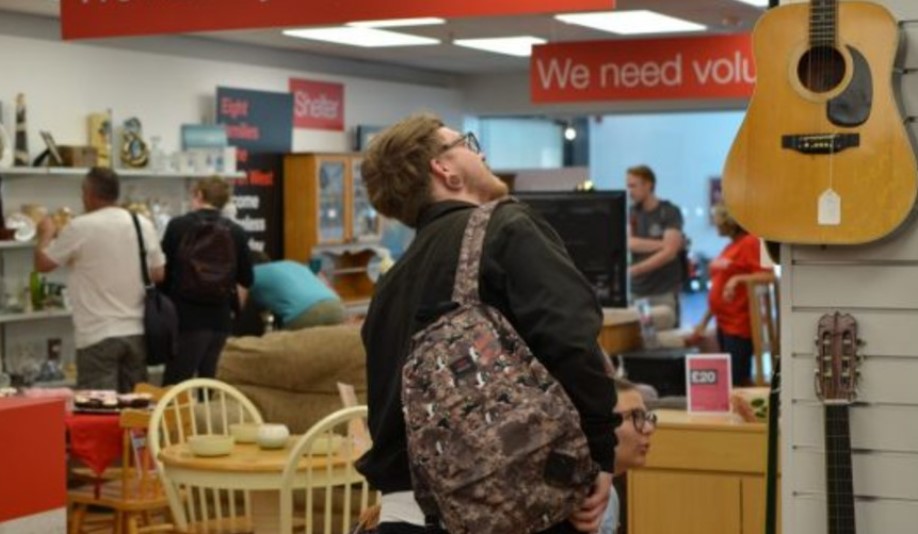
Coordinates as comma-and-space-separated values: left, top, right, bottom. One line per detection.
618, 409, 657, 432
440, 132, 481, 155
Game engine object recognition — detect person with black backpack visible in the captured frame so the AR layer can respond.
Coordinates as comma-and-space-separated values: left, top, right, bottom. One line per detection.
358, 113, 618, 534
160, 177, 253, 385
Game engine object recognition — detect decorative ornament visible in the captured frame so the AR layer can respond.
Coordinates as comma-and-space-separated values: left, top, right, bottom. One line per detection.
120, 117, 149, 168
13, 93, 28, 167
88, 110, 113, 167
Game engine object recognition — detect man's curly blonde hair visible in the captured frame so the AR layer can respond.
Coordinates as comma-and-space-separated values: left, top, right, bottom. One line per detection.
361, 113, 444, 228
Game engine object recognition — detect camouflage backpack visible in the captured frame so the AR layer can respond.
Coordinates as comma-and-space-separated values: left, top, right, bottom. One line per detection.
402, 199, 598, 534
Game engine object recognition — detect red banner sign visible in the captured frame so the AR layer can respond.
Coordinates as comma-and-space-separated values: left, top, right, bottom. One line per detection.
290, 78, 345, 131
62, 0, 613, 40
531, 34, 755, 103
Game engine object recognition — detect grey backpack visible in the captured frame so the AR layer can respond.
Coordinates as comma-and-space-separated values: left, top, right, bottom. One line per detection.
402, 199, 598, 534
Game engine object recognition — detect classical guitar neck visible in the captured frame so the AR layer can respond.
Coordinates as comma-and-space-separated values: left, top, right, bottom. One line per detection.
824, 403, 856, 534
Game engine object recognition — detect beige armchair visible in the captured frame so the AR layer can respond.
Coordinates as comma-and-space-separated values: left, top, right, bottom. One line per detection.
217, 324, 368, 434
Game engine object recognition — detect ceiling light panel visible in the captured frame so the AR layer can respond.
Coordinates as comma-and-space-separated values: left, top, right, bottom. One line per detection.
732, 0, 768, 7
283, 27, 439, 47
348, 18, 446, 28
555, 10, 707, 35
453, 36, 546, 57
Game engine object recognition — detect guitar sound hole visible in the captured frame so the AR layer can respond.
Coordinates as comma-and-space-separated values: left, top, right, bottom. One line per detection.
797, 46, 846, 93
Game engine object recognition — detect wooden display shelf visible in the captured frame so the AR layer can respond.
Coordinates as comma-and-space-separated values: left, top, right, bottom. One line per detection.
0, 309, 72, 324
0, 240, 34, 250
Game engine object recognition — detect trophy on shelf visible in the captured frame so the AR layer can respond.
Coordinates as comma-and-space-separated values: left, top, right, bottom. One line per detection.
120, 117, 149, 168
0, 104, 13, 168
13, 93, 28, 167
88, 110, 113, 167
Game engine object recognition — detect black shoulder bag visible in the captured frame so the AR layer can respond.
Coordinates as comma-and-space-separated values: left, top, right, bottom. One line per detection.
130, 212, 178, 366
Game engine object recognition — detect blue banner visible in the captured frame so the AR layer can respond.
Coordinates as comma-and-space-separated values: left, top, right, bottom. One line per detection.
216, 86, 292, 261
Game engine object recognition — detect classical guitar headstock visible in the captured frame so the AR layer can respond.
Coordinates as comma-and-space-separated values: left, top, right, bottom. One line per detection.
815, 312, 863, 404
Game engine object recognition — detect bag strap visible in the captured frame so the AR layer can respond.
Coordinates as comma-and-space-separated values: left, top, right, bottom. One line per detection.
764, 355, 781, 534
129, 211, 153, 289
451, 197, 513, 304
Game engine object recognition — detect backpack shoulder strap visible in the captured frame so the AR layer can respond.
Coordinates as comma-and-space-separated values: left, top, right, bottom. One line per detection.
451, 197, 514, 304
129, 211, 152, 289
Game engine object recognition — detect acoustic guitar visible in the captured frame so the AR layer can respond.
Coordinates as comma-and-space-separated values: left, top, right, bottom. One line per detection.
815, 312, 861, 534
723, 0, 917, 244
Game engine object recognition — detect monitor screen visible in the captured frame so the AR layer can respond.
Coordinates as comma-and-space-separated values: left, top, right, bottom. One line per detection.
515, 190, 628, 308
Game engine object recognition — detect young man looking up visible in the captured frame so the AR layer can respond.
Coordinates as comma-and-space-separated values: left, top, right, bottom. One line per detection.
357, 113, 618, 533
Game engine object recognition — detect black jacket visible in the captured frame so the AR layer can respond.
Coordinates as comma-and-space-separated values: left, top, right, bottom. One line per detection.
160, 208, 254, 332
357, 200, 617, 493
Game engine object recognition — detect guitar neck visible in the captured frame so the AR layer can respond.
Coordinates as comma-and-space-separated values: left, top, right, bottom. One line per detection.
810, 0, 839, 47
824, 404, 856, 534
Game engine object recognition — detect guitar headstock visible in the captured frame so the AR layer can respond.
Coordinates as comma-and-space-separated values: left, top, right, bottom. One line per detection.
815, 312, 862, 404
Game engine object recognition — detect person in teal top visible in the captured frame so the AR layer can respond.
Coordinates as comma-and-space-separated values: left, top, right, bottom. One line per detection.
250, 255, 346, 330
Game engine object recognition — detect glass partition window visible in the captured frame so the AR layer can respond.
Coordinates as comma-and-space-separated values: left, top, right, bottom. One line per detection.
318, 160, 346, 242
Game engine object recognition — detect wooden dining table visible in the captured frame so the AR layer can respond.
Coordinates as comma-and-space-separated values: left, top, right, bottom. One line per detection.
158, 437, 352, 533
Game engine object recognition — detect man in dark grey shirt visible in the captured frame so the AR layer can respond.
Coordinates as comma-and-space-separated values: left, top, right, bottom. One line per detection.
626, 165, 685, 325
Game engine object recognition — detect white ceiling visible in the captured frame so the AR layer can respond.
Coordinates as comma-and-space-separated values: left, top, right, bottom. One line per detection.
1, 0, 767, 75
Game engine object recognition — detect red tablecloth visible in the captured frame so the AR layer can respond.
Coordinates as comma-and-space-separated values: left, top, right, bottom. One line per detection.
64, 413, 122, 477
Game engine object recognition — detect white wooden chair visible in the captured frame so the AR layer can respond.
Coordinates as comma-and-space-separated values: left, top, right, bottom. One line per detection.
147, 378, 264, 533
279, 406, 376, 534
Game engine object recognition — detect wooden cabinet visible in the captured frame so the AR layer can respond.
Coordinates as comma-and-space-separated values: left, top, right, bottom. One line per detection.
283, 153, 381, 263
627, 410, 780, 534
283, 153, 382, 307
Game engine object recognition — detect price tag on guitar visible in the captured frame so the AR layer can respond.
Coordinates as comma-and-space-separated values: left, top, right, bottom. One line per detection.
818, 188, 842, 226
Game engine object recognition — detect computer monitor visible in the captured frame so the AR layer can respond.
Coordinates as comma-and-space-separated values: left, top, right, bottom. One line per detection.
515, 190, 628, 308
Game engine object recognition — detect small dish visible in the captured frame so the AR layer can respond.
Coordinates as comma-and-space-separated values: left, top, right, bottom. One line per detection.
5, 213, 35, 242
188, 435, 235, 457
229, 422, 262, 444
308, 434, 344, 455
256, 423, 290, 450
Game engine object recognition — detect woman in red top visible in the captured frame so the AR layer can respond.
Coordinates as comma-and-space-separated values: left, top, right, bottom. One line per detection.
693, 205, 775, 386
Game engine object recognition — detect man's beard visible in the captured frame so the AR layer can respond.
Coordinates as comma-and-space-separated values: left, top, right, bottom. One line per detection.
486, 177, 510, 201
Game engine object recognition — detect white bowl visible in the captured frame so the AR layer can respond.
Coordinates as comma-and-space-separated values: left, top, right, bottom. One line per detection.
257, 424, 290, 449
229, 422, 261, 444
188, 435, 235, 457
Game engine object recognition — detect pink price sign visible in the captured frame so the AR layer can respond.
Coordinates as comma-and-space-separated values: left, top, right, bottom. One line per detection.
686, 354, 732, 414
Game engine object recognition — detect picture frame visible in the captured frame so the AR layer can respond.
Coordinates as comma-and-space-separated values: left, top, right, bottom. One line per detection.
39, 130, 63, 166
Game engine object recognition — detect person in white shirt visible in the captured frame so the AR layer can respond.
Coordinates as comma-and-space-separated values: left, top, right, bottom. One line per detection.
34, 167, 165, 392
600, 378, 657, 534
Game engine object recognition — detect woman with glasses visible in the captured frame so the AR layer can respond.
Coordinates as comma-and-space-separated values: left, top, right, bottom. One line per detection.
601, 378, 657, 534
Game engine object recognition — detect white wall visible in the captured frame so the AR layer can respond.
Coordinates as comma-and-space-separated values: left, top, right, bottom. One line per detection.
0, 13, 464, 375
